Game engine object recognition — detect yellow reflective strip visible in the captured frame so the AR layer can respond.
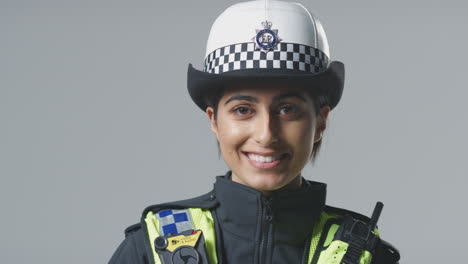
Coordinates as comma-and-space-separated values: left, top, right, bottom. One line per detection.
323, 224, 340, 247
317, 240, 349, 264
308, 211, 339, 264
144, 211, 162, 264
360, 250, 373, 264
374, 227, 380, 236
189, 208, 218, 264
316, 240, 374, 264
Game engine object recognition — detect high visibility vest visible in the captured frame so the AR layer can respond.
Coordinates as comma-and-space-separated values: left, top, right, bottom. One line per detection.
143, 207, 379, 264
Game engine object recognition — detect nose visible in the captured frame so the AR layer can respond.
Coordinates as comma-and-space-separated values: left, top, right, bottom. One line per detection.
252, 109, 278, 146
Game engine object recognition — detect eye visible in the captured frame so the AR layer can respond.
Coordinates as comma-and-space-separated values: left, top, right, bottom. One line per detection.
231, 105, 254, 116
278, 104, 300, 115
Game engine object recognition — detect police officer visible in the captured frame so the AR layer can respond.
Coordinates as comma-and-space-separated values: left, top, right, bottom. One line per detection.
109, 1, 400, 263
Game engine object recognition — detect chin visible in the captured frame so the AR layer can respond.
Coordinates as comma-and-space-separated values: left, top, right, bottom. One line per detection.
246, 173, 291, 192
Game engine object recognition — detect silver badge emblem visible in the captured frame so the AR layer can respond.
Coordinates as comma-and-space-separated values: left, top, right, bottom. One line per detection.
252, 20, 282, 53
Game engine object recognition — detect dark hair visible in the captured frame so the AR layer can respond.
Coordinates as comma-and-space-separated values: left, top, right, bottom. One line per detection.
208, 88, 329, 164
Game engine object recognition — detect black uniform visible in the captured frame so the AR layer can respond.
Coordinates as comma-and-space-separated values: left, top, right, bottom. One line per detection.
109, 170, 400, 263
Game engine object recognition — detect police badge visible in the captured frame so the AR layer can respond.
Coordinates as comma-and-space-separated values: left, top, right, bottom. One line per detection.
252, 20, 282, 53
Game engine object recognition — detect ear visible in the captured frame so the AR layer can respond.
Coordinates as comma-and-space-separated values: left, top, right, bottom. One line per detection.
314, 105, 331, 143
206, 106, 219, 138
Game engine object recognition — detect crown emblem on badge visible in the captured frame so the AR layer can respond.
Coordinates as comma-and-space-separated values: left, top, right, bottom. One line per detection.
252, 20, 282, 53
261, 20, 273, 29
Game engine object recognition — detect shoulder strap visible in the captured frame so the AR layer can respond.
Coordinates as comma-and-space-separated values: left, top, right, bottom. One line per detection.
124, 222, 142, 237
142, 190, 219, 216
372, 239, 400, 264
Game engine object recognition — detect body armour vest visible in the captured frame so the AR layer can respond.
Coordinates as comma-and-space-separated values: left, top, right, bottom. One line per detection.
109, 171, 400, 264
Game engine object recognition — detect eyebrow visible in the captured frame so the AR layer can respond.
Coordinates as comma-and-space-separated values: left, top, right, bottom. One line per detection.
224, 92, 307, 105
224, 95, 258, 105
272, 92, 307, 103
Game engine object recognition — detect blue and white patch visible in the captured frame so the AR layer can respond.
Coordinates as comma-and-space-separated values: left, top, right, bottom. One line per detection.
156, 209, 194, 236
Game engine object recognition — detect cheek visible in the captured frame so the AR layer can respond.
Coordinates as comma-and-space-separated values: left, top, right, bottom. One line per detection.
282, 119, 315, 152
216, 119, 249, 154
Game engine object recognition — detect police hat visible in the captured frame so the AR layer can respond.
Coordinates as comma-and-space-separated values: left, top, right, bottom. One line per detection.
187, 0, 344, 111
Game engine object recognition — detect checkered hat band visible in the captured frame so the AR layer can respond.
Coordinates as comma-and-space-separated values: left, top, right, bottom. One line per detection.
203, 42, 329, 74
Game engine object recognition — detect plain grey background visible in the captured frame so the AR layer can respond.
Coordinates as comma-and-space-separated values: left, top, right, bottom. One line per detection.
1, 0, 467, 263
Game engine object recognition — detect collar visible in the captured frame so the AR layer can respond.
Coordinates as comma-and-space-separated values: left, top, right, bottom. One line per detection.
213, 170, 327, 241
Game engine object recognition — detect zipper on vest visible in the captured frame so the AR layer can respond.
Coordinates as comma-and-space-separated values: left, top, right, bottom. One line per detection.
258, 197, 274, 264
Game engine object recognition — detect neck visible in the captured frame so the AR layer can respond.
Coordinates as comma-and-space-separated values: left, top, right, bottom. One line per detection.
230, 171, 303, 197
213, 171, 327, 256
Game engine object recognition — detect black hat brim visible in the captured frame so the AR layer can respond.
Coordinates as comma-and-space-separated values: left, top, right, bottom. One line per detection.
187, 61, 344, 111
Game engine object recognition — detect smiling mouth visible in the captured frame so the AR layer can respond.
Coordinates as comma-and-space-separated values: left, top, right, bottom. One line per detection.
246, 152, 282, 162
242, 151, 289, 169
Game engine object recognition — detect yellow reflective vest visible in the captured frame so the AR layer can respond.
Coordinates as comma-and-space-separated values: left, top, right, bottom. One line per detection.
110, 172, 400, 264
143, 206, 390, 264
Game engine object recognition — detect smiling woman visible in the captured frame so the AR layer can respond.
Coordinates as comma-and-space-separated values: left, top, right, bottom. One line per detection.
206, 83, 330, 195
109, 1, 400, 264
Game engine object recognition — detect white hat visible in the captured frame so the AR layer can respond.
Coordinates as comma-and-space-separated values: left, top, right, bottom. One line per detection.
187, 0, 344, 111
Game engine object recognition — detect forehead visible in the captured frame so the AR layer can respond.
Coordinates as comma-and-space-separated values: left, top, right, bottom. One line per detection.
221, 82, 310, 101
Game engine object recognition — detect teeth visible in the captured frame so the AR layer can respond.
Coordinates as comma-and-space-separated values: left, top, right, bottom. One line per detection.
247, 153, 281, 163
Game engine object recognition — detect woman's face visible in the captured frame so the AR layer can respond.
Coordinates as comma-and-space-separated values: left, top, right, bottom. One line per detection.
206, 83, 330, 194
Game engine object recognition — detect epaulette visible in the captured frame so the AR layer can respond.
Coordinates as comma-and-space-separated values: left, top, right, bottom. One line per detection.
124, 222, 142, 237
324, 205, 373, 223
141, 190, 219, 219
373, 239, 400, 264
